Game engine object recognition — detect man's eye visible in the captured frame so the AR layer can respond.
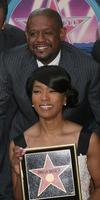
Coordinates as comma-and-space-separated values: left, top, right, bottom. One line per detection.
29, 32, 37, 37
45, 31, 54, 35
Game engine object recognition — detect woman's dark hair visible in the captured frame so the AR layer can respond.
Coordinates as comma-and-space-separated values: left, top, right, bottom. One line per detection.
26, 65, 79, 108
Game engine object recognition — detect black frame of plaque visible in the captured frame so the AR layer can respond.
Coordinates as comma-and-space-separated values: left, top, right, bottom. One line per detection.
20, 144, 82, 200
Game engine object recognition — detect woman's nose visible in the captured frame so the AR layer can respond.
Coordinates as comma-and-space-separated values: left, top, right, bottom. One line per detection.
41, 91, 49, 100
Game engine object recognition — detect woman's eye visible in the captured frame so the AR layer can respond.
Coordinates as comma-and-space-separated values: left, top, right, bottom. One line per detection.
49, 89, 56, 93
32, 90, 41, 93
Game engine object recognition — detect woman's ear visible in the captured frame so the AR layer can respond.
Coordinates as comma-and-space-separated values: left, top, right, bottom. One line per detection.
63, 96, 67, 106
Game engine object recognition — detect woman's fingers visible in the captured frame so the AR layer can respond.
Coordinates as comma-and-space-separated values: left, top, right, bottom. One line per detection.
14, 146, 26, 158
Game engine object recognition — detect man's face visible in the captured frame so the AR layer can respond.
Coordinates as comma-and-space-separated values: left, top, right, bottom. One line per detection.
0, 8, 4, 30
25, 15, 66, 64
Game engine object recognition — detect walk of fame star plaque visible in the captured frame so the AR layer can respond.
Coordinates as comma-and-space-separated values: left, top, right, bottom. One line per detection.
20, 144, 82, 200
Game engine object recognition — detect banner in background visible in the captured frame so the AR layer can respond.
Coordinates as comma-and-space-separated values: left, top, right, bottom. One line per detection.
7, 0, 100, 44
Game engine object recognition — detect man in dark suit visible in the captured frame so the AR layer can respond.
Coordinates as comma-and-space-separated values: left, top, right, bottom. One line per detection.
0, 0, 26, 52
0, 22, 26, 51
91, 22, 100, 63
0, 1, 26, 199
0, 8, 100, 199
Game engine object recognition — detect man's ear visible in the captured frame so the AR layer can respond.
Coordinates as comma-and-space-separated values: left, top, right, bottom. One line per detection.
25, 31, 28, 39
60, 27, 66, 41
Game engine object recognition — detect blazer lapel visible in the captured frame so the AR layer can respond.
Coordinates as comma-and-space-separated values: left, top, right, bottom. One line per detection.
59, 43, 79, 87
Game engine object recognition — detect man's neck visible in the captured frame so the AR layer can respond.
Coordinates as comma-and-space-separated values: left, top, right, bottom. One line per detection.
37, 51, 61, 67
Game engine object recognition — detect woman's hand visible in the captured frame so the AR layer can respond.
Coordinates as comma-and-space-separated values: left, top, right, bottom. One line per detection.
13, 146, 26, 161
9, 142, 26, 176
9, 142, 26, 200
12, 146, 26, 174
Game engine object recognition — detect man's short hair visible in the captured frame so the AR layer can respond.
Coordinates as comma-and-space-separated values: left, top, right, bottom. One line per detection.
27, 8, 63, 30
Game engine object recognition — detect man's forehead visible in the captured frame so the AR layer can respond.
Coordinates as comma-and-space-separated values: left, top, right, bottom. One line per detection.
27, 15, 57, 28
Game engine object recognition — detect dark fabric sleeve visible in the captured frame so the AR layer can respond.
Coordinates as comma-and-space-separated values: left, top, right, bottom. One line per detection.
0, 52, 17, 169
91, 40, 100, 63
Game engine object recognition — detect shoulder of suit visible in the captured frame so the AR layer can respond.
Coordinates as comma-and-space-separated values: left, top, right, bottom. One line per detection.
62, 41, 87, 55
4, 23, 24, 33
1, 44, 37, 69
3, 43, 28, 56
61, 41, 99, 65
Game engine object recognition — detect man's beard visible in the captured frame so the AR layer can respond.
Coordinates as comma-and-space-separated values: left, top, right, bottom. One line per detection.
35, 50, 60, 65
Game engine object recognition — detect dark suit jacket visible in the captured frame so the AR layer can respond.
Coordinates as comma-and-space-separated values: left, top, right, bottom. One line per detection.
92, 39, 100, 63
0, 42, 100, 140
0, 23, 26, 52
0, 24, 26, 200
0, 41, 100, 199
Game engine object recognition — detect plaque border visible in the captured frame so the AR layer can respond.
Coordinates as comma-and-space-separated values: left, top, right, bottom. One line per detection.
20, 144, 82, 200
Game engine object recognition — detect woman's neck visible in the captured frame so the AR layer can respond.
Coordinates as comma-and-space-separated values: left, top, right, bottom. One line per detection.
38, 116, 65, 137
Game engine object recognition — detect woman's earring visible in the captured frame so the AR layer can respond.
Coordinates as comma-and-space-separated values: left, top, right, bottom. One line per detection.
64, 103, 67, 106
32, 105, 34, 108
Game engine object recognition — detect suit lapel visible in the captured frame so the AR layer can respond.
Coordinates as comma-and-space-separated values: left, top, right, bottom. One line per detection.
59, 43, 79, 87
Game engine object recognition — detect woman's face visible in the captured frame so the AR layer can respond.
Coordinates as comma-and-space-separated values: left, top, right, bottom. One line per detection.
32, 81, 66, 120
